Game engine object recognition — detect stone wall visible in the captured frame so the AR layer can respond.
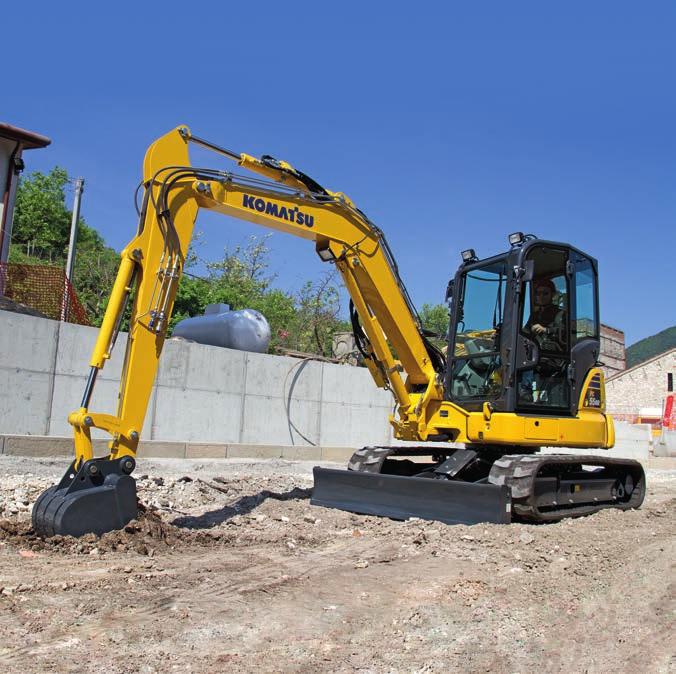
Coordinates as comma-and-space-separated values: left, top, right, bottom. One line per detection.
606, 348, 676, 418
600, 324, 626, 377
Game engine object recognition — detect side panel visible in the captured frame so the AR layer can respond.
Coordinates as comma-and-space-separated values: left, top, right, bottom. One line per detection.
466, 410, 610, 448
524, 417, 559, 441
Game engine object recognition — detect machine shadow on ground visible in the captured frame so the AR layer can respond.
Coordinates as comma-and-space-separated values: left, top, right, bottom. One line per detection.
171, 485, 312, 529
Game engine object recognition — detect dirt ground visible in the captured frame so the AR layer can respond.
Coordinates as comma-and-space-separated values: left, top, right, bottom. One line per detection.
0, 455, 673, 674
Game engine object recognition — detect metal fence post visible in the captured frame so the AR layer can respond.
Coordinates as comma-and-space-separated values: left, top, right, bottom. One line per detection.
61, 177, 84, 321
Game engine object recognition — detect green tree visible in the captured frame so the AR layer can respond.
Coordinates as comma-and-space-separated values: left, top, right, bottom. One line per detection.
419, 303, 449, 341
170, 234, 285, 332
285, 273, 344, 356
170, 234, 348, 356
205, 235, 277, 309
11, 167, 72, 261
10, 167, 120, 325
73, 240, 120, 323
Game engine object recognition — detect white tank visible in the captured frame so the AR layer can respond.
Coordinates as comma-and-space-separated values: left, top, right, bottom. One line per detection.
172, 303, 271, 353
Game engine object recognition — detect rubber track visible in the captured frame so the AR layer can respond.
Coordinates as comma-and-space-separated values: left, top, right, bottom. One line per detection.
488, 453, 646, 522
346, 445, 438, 473
347, 446, 399, 473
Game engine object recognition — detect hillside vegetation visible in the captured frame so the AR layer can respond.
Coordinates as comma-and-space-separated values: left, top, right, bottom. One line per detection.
626, 325, 676, 368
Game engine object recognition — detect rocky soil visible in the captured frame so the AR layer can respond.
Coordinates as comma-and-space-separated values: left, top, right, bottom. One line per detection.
0, 455, 673, 673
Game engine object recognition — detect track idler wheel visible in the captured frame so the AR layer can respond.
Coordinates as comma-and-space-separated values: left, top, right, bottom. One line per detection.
32, 456, 138, 538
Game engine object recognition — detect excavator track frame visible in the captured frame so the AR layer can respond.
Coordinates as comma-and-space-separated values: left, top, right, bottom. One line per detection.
312, 446, 645, 526
488, 453, 646, 522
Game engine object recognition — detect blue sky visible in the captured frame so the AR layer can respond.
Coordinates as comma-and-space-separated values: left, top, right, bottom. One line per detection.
4, 1, 674, 345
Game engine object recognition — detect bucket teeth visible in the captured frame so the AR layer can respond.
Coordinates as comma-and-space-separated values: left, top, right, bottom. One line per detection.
32, 457, 138, 538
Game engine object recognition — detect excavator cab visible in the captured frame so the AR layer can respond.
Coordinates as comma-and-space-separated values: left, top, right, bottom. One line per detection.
314, 233, 643, 526
446, 234, 601, 419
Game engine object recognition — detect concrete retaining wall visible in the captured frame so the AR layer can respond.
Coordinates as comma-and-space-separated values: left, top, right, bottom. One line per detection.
2, 432, 673, 468
0, 311, 664, 461
0, 310, 394, 447
0, 434, 355, 463
655, 431, 676, 458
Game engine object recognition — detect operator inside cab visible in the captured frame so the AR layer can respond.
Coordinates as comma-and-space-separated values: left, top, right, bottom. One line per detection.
525, 278, 565, 352
519, 276, 568, 408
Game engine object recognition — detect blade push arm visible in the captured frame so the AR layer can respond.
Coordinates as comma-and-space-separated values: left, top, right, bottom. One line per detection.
69, 126, 448, 466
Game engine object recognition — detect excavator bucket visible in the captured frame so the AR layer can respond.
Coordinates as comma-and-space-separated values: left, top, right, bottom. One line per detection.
311, 467, 512, 526
32, 457, 138, 538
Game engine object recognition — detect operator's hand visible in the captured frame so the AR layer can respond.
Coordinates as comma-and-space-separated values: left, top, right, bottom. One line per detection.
531, 323, 547, 335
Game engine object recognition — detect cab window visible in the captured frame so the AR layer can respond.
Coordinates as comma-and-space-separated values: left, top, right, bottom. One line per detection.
451, 260, 507, 400
573, 254, 598, 342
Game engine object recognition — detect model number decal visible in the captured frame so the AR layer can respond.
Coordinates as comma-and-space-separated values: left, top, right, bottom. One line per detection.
584, 389, 601, 408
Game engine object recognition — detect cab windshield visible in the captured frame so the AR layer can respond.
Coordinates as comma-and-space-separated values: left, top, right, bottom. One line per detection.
451, 259, 507, 400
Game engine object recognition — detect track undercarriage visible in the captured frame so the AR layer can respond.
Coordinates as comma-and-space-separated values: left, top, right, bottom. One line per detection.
311, 446, 646, 525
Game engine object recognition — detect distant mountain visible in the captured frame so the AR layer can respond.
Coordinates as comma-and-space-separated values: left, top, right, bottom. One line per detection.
626, 326, 676, 369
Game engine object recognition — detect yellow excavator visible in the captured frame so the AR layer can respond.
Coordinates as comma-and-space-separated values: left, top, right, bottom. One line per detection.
32, 126, 645, 537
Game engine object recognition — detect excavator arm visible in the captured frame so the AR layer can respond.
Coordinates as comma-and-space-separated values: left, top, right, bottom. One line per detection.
72, 125, 453, 468
32, 125, 461, 537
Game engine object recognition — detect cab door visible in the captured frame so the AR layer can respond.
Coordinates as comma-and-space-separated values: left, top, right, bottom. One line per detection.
513, 243, 602, 416
515, 245, 572, 414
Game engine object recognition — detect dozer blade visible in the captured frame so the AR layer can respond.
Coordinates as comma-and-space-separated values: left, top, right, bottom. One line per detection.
32, 456, 138, 538
311, 467, 511, 526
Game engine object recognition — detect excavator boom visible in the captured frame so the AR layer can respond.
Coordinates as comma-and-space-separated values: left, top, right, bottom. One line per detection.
33, 125, 449, 536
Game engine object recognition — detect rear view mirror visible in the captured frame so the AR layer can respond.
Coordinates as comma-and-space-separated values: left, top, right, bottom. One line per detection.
445, 279, 455, 302
522, 260, 535, 283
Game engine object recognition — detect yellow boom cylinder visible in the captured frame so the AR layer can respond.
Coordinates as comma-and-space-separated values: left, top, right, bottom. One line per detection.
89, 251, 136, 370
